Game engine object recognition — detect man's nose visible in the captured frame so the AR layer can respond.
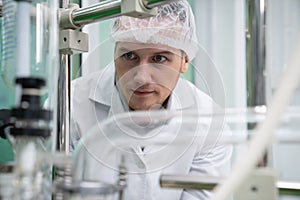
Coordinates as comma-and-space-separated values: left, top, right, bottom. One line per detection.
133, 64, 152, 84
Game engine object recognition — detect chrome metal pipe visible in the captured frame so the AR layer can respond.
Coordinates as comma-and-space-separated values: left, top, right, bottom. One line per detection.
57, 54, 71, 154
246, 0, 267, 107
143, 0, 177, 9
160, 175, 300, 196
160, 175, 218, 191
277, 181, 300, 196
246, 0, 268, 167
72, 0, 177, 26
57, 0, 71, 156
72, 0, 122, 26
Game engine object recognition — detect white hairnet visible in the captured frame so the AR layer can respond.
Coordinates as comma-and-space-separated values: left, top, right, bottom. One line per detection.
111, 0, 198, 60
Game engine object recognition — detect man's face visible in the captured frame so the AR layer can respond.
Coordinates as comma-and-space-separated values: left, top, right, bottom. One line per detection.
114, 42, 189, 111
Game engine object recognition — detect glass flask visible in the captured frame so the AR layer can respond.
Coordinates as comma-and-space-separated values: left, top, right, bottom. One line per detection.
1, 0, 58, 199
10, 137, 51, 200
70, 108, 300, 200
1, 0, 59, 94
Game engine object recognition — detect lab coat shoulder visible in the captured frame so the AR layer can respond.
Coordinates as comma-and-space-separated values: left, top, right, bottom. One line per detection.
175, 79, 233, 199
173, 78, 216, 111
71, 66, 115, 142
72, 72, 99, 101
73, 65, 115, 104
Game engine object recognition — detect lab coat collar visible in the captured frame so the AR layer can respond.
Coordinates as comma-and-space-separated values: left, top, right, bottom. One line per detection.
88, 64, 195, 111
88, 63, 115, 107
168, 78, 195, 110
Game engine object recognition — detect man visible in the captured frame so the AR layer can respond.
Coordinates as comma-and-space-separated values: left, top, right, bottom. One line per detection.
71, 1, 232, 199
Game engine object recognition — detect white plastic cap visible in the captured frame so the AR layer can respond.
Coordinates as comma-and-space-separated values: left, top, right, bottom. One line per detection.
111, 0, 198, 60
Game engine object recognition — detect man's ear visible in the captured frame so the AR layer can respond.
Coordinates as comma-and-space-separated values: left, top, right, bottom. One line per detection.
180, 56, 189, 73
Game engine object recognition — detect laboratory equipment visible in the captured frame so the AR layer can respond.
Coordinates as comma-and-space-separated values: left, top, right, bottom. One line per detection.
246, 0, 269, 167
3, 77, 53, 200
1, 0, 59, 89
1, 0, 58, 199
211, 36, 300, 200
70, 108, 300, 199
65, 109, 229, 199
246, 0, 268, 107
0, 0, 183, 199
0, 0, 299, 199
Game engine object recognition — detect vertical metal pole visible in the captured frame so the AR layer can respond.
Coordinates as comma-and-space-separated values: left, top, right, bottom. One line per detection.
246, 0, 268, 166
57, 0, 71, 154
54, 2, 72, 199
57, 55, 70, 154
246, 0, 267, 107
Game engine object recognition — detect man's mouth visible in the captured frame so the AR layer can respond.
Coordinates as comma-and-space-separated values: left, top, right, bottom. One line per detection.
132, 89, 155, 96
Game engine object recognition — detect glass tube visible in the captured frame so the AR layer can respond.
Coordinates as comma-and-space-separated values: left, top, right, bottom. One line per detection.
1, 0, 58, 199
1, 0, 59, 95
12, 137, 49, 200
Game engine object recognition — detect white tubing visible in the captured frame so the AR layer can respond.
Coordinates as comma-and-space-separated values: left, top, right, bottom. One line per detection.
211, 36, 300, 200
16, 2, 31, 77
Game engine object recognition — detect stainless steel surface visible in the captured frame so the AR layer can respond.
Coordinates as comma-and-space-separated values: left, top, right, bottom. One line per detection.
56, 0, 71, 155
57, 54, 70, 154
246, 0, 267, 107
277, 181, 300, 196
246, 0, 268, 167
72, 0, 177, 26
72, 0, 122, 26
160, 175, 218, 190
143, 0, 177, 9
59, 3, 82, 29
277, 181, 300, 191
160, 175, 300, 196
59, 29, 89, 54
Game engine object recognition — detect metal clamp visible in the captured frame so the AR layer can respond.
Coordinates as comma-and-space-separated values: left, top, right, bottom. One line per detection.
121, 0, 157, 18
59, 3, 82, 30
59, 29, 89, 55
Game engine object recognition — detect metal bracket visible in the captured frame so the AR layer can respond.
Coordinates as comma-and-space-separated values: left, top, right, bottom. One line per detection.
235, 168, 278, 200
59, 3, 82, 30
59, 3, 89, 55
121, 0, 157, 18
59, 29, 89, 55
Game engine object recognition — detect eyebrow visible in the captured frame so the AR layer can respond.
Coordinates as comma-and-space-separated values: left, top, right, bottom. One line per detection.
117, 47, 130, 53
153, 51, 175, 55
116, 47, 175, 55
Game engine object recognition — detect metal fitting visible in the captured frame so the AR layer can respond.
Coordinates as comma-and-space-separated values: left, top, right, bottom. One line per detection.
59, 29, 89, 54
59, 3, 82, 30
121, 0, 157, 18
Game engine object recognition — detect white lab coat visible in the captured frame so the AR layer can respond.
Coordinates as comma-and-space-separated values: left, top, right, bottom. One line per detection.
71, 64, 232, 200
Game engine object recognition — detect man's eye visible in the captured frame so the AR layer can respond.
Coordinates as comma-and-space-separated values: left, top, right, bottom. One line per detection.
153, 55, 167, 63
123, 52, 137, 60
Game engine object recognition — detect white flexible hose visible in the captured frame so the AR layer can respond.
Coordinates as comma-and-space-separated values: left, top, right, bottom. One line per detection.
211, 36, 300, 200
